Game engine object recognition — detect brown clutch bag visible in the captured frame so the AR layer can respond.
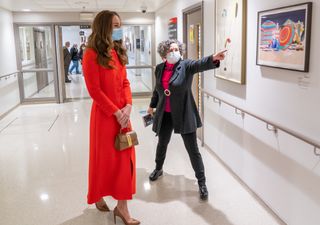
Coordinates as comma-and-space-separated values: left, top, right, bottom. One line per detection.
115, 130, 139, 151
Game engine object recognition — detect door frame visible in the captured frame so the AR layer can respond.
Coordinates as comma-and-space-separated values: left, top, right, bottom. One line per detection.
14, 23, 60, 104
183, 2, 205, 145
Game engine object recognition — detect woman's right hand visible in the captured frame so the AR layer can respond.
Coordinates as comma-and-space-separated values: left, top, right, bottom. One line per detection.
147, 107, 154, 116
114, 110, 128, 128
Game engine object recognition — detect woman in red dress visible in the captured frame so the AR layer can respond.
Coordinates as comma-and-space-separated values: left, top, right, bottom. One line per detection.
82, 10, 140, 225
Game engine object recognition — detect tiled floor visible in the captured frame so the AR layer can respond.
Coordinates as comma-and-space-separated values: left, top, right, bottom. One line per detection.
0, 99, 285, 225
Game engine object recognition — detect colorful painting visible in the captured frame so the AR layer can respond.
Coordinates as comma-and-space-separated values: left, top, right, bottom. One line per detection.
215, 0, 246, 84
257, 3, 312, 72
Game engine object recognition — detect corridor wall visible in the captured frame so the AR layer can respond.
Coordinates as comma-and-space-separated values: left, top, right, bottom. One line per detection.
0, 8, 19, 117
155, 0, 320, 225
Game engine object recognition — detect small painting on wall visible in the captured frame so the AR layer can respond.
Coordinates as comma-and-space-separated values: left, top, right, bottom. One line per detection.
256, 2, 312, 72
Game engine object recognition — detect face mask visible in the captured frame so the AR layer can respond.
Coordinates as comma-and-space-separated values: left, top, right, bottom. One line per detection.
112, 28, 123, 41
166, 51, 181, 64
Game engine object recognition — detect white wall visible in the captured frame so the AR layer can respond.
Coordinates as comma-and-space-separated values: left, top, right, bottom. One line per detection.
156, 0, 320, 225
0, 7, 19, 117
154, 0, 200, 63
203, 1, 320, 225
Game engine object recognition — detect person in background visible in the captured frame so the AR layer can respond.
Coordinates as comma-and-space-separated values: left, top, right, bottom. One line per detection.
147, 39, 226, 201
69, 44, 80, 74
63, 41, 72, 83
79, 43, 86, 64
82, 10, 140, 225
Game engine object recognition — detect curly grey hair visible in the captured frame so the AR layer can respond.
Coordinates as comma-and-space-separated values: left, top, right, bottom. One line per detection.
157, 39, 184, 59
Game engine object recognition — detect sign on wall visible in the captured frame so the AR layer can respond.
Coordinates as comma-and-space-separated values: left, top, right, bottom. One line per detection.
80, 25, 91, 29
168, 17, 178, 40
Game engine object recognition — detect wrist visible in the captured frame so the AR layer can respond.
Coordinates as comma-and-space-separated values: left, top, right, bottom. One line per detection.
114, 110, 122, 117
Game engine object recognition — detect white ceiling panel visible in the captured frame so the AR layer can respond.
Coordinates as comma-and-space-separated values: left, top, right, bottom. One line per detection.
65, 0, 96, 9
0, 0, 173, 12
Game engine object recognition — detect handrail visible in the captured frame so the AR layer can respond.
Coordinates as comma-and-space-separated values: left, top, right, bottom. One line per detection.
0, 71, 19, 80
201, 89, 320, 156
22, 69, 55, 72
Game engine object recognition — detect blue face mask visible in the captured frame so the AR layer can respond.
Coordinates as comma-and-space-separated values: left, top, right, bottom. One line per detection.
112, 28, 123, 41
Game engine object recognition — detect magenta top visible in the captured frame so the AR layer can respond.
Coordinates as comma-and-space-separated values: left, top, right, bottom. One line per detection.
162, 62, 175, 112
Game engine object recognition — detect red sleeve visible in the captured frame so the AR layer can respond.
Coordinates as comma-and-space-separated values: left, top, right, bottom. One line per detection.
82, 49, 119, 117
123, 69, 132, 105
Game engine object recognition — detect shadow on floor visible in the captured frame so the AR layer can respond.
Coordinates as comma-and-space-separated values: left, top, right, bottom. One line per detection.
59, 208, 113, 225
135, 168, 234, 225
59, 168, 234, 225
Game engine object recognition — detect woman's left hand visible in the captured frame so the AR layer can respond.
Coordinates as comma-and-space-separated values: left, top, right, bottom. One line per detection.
121, 104, 132, 124
213, 50, 227, 61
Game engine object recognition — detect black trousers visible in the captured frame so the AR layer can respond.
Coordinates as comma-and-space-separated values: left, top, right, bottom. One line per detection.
155, 112, 206, 185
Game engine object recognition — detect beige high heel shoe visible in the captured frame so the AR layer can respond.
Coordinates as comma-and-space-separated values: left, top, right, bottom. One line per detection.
95, 198, 110, 212
113, 207, 140, 225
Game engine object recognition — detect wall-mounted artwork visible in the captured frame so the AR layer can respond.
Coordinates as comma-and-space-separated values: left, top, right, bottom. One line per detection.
256, 3, 312, 72
215, 0, 246, 84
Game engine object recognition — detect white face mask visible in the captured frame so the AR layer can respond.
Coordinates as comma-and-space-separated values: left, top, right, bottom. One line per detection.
166, 51, 181, 64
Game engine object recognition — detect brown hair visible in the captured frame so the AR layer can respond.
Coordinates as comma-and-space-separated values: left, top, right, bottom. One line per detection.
87, 10, 128, 69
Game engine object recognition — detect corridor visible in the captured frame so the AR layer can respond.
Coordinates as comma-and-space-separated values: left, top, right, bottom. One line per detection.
0, 99, 283, 225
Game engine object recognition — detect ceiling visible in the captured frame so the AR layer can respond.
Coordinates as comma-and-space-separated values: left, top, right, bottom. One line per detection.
0, 0, 172, 12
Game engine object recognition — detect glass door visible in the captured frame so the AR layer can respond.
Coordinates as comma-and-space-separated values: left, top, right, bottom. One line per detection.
57, 25, 91, 101
122, 25, 154, 96
15, 25, 59, 103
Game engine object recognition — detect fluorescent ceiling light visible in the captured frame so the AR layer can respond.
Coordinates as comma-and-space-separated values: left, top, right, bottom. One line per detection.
22, 9, 31, 12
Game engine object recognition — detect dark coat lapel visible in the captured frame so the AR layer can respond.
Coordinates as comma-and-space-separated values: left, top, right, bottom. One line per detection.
158, 62, 166, 86
169, 59, 182, 84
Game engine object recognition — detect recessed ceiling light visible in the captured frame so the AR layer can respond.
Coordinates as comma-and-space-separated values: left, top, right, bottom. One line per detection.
40, 193, 49, 201
22, 9, 31, 12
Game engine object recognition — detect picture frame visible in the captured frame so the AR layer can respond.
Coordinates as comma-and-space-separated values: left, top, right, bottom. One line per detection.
215, 0, 247, 84
256, 2, 312, 72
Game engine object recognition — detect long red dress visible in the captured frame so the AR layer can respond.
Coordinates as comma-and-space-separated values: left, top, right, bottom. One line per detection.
82, 48, 136, 204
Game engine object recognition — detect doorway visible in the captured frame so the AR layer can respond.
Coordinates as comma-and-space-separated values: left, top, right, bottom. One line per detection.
183, 3, 203, 140
15, 25, 59, 103
58, 25, 91, 101
55, 24, 154, 103
15, 23, 155, 104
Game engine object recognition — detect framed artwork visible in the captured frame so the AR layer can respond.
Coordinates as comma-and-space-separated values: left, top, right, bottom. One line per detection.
215, 0, 246, 84
256, 2, 312, 72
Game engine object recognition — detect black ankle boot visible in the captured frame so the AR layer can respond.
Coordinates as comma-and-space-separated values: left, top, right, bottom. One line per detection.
149, 169, 163, 181
199, 184, 208, 200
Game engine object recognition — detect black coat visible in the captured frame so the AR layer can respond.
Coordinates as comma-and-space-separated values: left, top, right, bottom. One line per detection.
149, 55, 220, 135
70, 47, 80, 60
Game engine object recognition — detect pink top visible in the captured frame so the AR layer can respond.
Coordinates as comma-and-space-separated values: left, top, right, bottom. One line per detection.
162, 62, 175, 112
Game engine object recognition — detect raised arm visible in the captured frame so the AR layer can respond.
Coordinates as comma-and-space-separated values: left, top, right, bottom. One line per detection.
186, 50, 226, 75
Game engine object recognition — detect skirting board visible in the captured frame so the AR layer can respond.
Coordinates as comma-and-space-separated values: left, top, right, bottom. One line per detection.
0, 103, 20, 121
